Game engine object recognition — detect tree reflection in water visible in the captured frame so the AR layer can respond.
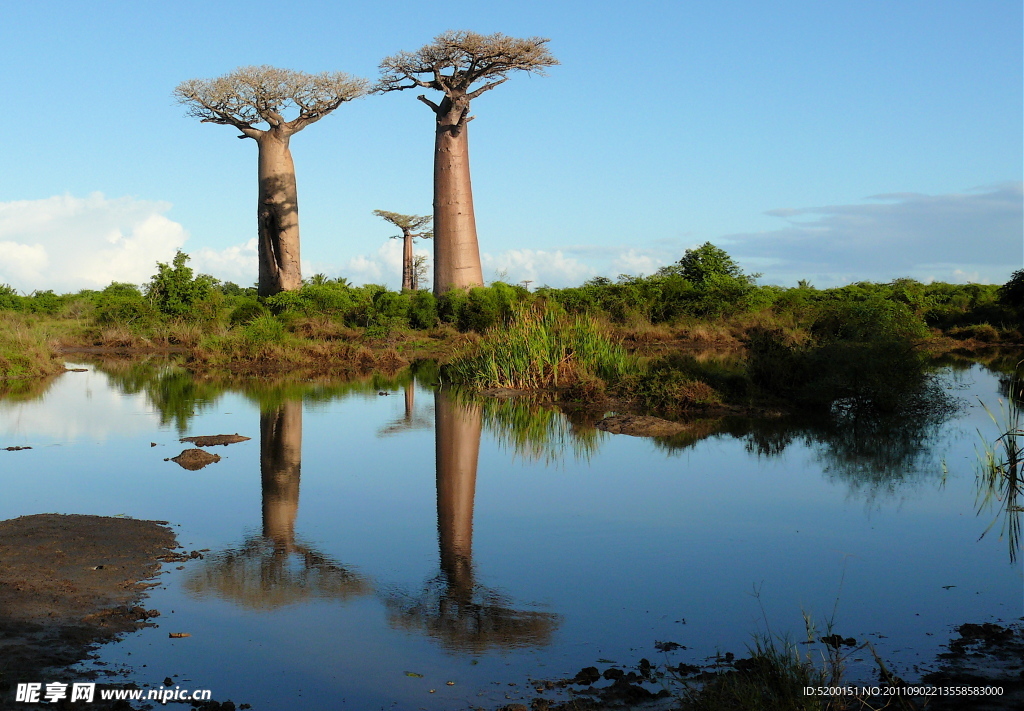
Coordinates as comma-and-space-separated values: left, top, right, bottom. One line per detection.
383, 390, 559, 653
377, 381, 432, 437
184, 399, 370, 610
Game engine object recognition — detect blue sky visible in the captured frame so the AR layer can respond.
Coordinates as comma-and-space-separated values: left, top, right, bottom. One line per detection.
0, 0, 1020, 292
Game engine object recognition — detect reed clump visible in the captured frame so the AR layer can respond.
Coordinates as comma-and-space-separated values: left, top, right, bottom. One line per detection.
444, 304, 636, 390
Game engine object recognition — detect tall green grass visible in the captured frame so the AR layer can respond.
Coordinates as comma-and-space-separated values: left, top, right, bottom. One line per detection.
0, 313, 64, 379
444, 305, 636, 389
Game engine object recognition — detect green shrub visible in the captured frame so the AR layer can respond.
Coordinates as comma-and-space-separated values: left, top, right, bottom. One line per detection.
95, 283, 157, 325
145, 251, 213, 317
437, 288, 469, 326
242, 313, 285, 344
459, 287, 502, 331
0, 284, 23, 311
22, 290, 66, 315
229, 298, 269, 325
999, 269, 1024, 321
264, 290, 306, 315
365, 290, 410, 337
811, 297, 927, 342
408, 290, 438, 329
300, 283, 354, 315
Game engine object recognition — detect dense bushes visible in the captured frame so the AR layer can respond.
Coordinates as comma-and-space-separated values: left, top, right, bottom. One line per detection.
0, 247, 1017, 380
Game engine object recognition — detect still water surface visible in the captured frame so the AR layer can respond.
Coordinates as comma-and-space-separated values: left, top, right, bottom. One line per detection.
0, 359, 1020, 709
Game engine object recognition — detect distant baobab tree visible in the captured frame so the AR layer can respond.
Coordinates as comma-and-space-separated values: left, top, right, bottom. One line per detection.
412, 254, 429, 291
175, 65, 368, 296
378, 31, 558, 294
373, 210, 433, 291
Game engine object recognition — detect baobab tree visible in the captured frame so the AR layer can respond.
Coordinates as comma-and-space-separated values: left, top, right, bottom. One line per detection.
175, 66, 368, 296
378, 32, 558, 294
373, 210, 433, 291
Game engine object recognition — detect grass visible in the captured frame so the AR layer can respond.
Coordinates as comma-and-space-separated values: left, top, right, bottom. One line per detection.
444, 304, 637, 390
0, 313, 65, 379
673, 635, 839, 711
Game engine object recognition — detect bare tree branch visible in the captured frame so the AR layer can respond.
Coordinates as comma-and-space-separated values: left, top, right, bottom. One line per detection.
417, 94, 441, 113
466, 77, 508, 101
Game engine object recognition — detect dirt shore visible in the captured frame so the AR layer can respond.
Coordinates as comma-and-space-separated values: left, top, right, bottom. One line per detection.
0, 514, 177, 706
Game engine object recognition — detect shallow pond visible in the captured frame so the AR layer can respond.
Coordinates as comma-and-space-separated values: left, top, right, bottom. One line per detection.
0, 358, 1020, 709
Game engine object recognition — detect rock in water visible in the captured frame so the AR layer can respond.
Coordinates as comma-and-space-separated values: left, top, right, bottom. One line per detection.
168, 448, 222, 470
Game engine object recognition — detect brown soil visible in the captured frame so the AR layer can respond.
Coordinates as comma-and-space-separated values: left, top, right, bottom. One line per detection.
0, 514, 176, 684
166, 448, 221, 470
179, 434, 250, 447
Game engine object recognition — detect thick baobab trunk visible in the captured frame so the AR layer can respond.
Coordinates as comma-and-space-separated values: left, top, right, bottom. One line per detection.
402, 230, 414, 291
260, 399, 302, 550
433, 119, 483, 295
434, 390, 481, 592
257, 131, 302, 296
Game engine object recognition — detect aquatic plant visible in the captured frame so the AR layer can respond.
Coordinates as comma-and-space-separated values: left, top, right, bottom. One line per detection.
976, 362, 1023, 563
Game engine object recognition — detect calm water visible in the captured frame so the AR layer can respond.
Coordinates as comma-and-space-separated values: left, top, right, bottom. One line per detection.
0, 358, 1020, 709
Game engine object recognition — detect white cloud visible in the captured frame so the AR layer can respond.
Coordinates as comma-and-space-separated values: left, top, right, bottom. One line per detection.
728, 183, 1022, 286
608, 248, 670, 277
337, 239, 406, 287
481, 249, 595, 287
0, 193, 188, 292
191, 238, 258, 286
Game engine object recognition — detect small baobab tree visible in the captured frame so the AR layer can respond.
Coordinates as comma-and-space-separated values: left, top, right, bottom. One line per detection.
175, 66, 368, 296
378, 31, 558, 294
373, 210, 433, 291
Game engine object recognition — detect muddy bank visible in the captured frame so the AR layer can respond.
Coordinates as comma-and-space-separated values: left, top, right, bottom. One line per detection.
0, 514, 176, 694
921, 622, 1024, 710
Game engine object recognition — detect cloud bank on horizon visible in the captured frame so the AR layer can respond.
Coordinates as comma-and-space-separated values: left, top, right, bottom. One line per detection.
727, 181, 1022, 287
0, 184, 1019, 293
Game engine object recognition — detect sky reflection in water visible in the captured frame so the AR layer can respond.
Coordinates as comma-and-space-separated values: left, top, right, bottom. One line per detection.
0, 358, 1020, 710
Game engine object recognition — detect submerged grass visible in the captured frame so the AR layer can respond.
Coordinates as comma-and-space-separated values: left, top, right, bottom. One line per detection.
444, 305, 636, 389
976, 362, 1023, 563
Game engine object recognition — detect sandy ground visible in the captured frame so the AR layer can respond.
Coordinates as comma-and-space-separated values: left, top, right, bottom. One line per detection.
0, 514, 177, 707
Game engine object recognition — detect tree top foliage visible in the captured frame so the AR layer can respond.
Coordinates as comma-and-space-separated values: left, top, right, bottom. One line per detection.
377, 31, 558, 102
175, 65, 369, 139
373, 210, 433, 237
658, 242, 760, 286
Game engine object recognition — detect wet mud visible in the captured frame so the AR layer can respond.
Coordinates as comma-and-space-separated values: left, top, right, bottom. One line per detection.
0, 514, 176, 694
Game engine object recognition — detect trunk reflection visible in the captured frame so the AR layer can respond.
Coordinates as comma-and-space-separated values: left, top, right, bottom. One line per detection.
184, 400, 369, 609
